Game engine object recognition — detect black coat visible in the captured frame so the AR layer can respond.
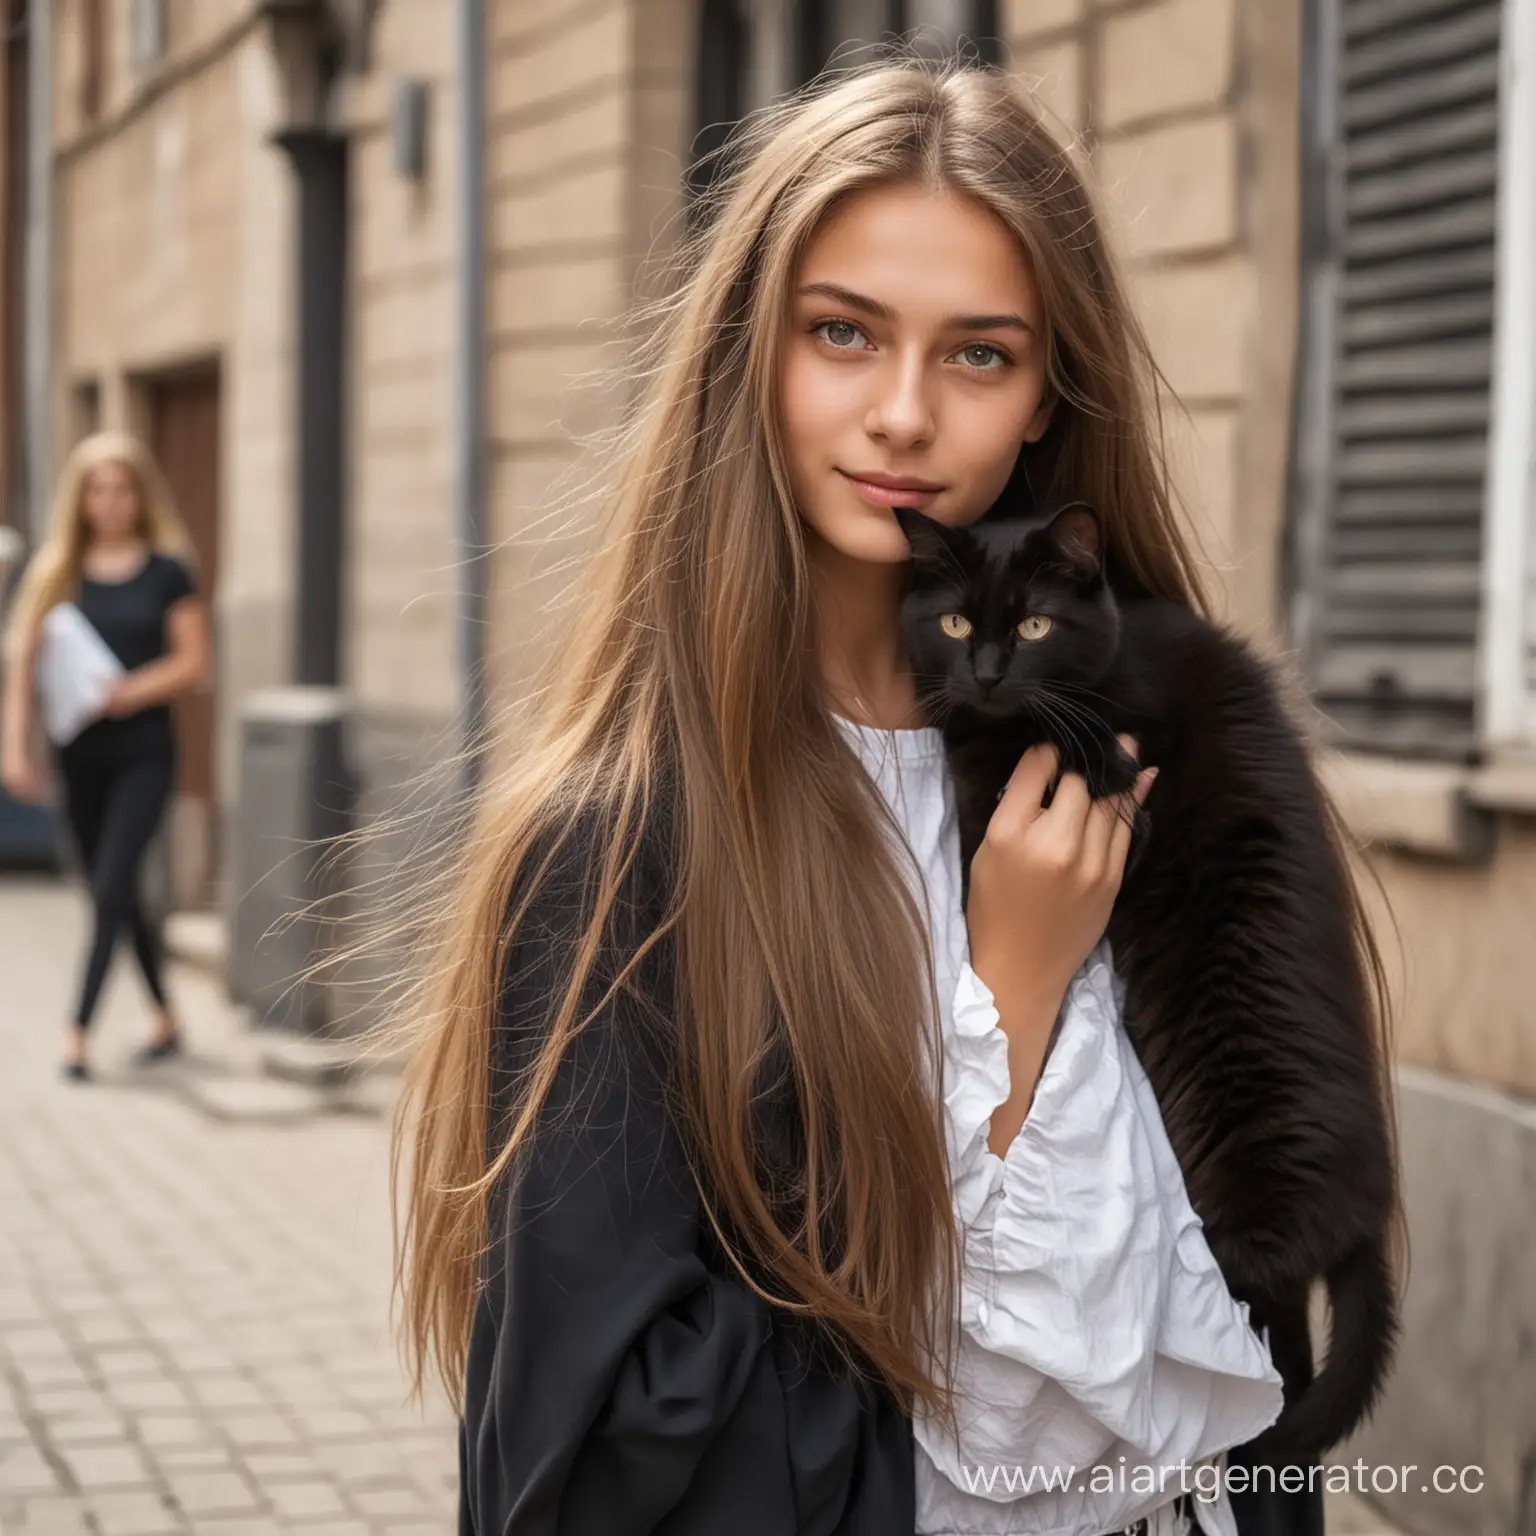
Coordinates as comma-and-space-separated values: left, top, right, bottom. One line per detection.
455, 822, 1323, 1536
457, 825, 914, 1535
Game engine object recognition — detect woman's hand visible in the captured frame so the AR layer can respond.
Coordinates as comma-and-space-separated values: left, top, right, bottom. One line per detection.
967, 737, 1156, 1155
100, 675, 141, 719
1, 750, 49, 805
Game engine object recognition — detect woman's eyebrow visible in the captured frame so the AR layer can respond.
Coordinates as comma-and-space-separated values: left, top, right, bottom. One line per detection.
796, 280, 1035, 335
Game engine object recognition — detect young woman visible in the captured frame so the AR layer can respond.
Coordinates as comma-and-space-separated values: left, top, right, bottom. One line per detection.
393, 63, 1377, 1535
1, 432, 211, 1080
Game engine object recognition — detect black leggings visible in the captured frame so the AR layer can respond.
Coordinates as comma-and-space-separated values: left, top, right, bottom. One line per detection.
56, 744, 175, 1028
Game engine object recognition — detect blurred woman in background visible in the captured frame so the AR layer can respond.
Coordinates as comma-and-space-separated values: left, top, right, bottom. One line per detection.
1, 432, 211, 1081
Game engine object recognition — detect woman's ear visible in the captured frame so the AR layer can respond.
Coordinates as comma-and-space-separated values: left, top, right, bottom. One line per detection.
1022, 389, 1058, 445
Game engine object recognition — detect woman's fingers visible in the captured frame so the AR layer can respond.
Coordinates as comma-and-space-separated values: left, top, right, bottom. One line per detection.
1107, 765, 1158, 876
1077, 735, 1144, 882
994, 742, 1060, 833
1039, 770, 1092, 863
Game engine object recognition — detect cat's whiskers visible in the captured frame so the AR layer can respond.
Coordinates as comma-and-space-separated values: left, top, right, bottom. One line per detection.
1029, 687, 1102, 748
1038, 679, 1119, 719
1026, 692, 1094, 769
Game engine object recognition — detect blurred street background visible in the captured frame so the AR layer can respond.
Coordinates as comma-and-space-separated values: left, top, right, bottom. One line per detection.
0, 2, 1533, 1534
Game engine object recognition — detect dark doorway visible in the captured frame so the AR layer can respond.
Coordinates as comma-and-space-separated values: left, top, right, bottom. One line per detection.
145, 364, 222, 906
689, 0, 1002, 196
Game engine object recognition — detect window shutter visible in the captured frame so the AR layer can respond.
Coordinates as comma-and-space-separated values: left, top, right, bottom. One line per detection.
1290, 0, 1503, 760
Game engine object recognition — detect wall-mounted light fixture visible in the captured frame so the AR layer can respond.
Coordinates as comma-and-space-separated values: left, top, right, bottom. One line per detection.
391, 77, 429, 180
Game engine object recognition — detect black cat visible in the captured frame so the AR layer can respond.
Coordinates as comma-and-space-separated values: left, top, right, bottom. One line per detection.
894, 501, 1398, 1463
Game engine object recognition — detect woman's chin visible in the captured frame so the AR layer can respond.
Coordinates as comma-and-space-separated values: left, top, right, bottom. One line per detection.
802, 512, 911, 568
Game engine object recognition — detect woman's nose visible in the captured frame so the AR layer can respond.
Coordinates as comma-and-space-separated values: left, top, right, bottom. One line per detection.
866, 356, 935, 448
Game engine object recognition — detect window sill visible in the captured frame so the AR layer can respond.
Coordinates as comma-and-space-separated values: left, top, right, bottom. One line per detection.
1467, 757, 1536, 816
1316, 750, 1520, 863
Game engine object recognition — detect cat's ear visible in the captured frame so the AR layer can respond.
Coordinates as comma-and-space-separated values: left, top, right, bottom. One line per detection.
892, 505, 961, 565
1043, 502, 1103, 579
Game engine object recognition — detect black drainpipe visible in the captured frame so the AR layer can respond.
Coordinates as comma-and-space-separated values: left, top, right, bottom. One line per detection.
456, 0, 487, 793
272, 116, 348, 688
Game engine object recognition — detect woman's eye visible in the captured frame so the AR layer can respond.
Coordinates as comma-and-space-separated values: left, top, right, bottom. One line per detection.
815, 319, 868, 350
957, 342, 1006, 371
1017, 615, 1053, 641
940, 613, 973, 640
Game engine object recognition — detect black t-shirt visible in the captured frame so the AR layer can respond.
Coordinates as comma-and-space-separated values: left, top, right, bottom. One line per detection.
65, 551, 196, 758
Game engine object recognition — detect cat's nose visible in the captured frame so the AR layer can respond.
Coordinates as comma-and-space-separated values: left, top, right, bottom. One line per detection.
973, 646, 1005, 693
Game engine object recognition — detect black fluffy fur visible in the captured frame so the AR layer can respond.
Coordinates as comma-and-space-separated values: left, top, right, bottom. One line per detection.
894, 500, 1398, 1463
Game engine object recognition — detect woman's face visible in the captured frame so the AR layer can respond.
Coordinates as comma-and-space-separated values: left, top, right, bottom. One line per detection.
81, 461, 143, 543
780, 182, 1053, 568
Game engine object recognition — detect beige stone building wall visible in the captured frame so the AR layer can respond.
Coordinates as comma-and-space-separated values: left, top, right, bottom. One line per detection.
340, 6, 459, 744
483, 0, 693, 726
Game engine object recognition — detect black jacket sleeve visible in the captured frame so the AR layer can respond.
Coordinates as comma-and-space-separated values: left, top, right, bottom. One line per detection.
457, 827, 913, 1536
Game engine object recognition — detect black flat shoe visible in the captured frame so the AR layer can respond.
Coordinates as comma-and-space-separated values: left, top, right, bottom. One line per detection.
62, 1061, 91, 1083
132, 1035, 183, 1067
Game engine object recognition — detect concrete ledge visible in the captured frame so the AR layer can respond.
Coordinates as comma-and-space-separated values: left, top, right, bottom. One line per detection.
1467, 756, 1536, 816
259, 1029, 363, 1090
1354, 1066, 1536, 1536
1315, 751, 1494, 862
164, 909, 229, 979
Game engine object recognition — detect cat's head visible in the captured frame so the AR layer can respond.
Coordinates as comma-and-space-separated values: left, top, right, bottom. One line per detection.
894, 501, 1122, 720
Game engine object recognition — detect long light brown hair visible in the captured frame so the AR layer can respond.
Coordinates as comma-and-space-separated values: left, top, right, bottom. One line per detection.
2, 431, 194, 659
391, 59, 1396, 1415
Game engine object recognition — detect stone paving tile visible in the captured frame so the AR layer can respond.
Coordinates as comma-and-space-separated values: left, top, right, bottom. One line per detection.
107, 1381, 194, 1415
83, 1490, 187, 1536
160, 1468, 263, 1518
58, 1444, 155, 1491
149, 1448, 233, 1473
0, 1444, 63, 1496
241, 1450, 324, 1482
266, 1479, 351, 1519
220, 1411, 303, 1451
186, 1374, 269, 1412
348, 1483, 436, 1520
132, 1416, 212, 1450
10, 1495, 94, 1533
45, 1418, 130, 1448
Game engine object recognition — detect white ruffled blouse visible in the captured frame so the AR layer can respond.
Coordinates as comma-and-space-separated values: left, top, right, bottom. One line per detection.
837, 720, 1285, 1536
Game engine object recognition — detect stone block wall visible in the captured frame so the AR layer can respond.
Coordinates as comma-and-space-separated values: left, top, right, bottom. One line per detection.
342, 4, 459, 738
1003, 0, 1299, 637
483, 0, 693, 740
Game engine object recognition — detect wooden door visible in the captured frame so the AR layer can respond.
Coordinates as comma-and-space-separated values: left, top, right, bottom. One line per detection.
147, 367, 221, 905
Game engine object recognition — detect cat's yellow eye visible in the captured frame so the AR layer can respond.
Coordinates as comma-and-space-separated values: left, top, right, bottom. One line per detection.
1017, 615, 1053, 642
940, 613, 973, 641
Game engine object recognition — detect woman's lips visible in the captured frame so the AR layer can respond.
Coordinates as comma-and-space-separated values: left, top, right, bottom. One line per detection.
838, 470, 944, 509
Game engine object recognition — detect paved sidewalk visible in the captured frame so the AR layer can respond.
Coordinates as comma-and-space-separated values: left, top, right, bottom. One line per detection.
0, 873, 1412, 1536
0, 876, 457, 1535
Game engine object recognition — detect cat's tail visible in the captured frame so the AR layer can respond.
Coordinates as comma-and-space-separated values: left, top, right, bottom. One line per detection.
1252, 1237, 1399, 1462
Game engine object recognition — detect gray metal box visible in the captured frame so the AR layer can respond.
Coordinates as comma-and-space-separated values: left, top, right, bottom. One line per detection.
230, 686, 355, 1031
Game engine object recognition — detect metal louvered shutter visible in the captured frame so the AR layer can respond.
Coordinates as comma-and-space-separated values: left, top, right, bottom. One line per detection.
1289, 0, 1503, 760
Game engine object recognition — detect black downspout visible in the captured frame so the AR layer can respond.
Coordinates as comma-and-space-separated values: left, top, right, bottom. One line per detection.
272, 126, 347, 688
